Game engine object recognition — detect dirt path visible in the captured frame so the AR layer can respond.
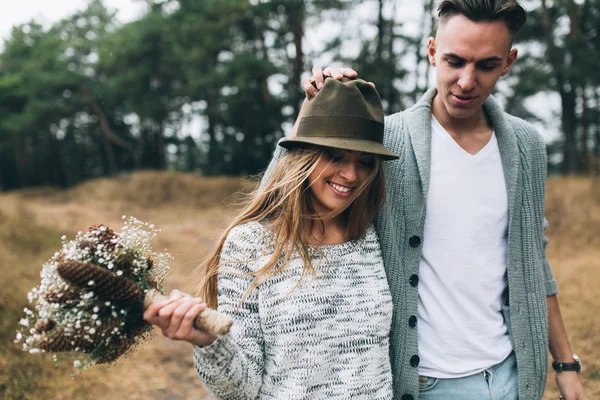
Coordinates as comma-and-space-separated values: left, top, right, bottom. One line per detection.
14, 195, 240, 399
5, 176, 599, 399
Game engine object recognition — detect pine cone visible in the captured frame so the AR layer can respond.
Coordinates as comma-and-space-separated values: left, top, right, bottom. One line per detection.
87, 224, 118, 253
94, 338, 132, 364
90, 317, 123, 341
94, 323, 146, 364
114, 251, 136, 277
37, 329, 93, 353
77, 239, 97, 254
57, 260, 143, 305
34, 318, 56, 333
45, 287, 80, 305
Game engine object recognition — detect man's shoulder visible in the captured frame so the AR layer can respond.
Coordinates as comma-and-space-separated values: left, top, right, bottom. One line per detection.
502, 112, 545, 150
383, 110, 410, 148
384, 109, 407, 127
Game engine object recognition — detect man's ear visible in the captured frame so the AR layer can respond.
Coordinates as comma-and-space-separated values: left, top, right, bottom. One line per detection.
427, 37, 437, 67
501, 48, 518, 76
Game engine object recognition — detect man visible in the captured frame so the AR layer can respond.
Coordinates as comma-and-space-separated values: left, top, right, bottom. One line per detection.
266, 0, 588, 399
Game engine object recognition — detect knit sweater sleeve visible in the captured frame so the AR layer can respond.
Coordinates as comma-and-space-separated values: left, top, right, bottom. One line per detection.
542, 218, 558, 295
193, 223, 267, 400
512, 116, 558, 296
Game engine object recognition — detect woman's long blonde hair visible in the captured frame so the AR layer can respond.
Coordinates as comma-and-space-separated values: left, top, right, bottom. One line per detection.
197, 146, 386, 309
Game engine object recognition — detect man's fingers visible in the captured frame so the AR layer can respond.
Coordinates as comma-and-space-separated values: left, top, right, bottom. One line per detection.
304, 65, 360, 100
326, 67, 340, 78
323, 66, 340, 80
301, 77, 319, 99
311, 66, 324, 89
339, 67, 358, 78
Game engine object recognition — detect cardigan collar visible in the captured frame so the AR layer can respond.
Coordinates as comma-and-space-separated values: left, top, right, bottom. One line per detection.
404, 88, 519, 218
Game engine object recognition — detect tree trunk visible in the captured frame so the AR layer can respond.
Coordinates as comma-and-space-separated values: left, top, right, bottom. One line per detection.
594, 88, 600, 175
99, 125, 118, 176
206, 89, 219, 175
541, 0, 580, 174
580, 87, 590, 174
289, 2, 305, 116
157, 122, 166, 170
14, 141, 28, 188
560, 88, 579, 174
415, 0, 436, 100
377, 0, 385, 57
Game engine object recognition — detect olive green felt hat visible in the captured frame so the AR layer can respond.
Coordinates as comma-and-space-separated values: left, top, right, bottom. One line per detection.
279, 78, 398, 160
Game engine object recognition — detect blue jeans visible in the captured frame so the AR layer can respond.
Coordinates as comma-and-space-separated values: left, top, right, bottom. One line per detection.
418, 352, 518, 400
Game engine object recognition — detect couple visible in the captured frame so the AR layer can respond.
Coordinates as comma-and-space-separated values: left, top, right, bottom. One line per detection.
143, 1, 587, 399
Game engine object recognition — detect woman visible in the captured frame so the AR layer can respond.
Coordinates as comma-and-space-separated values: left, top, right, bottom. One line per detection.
143, 78, 399, 399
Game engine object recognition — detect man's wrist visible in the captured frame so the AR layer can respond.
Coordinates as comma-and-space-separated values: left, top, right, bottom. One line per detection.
552, 354, 581, 373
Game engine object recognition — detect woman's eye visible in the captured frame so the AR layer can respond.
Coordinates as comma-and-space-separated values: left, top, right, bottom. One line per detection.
326, 152, 343, 163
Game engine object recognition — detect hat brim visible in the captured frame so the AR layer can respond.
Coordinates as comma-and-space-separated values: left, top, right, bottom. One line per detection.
279, 136, 399, 161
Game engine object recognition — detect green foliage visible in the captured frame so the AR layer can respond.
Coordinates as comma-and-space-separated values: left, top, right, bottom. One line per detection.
0, 0, 599, 189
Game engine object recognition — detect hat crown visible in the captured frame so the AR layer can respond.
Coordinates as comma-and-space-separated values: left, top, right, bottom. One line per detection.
303, 78, 384, 124
278, 77, 399, 161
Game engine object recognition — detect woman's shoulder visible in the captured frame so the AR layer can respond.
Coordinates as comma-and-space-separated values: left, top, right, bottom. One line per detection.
223, 221, 271, 249
220, 221, 274, 265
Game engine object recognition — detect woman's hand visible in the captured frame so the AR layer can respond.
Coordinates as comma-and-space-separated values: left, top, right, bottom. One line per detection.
143, 289, 217, 347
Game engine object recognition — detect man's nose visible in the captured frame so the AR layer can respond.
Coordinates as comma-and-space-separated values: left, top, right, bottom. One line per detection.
457, 65, 476, 91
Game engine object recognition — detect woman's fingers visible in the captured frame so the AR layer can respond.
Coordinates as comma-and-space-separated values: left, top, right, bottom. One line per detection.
169, 289, 191, 301
144, 297, 218, 346
162, 300, 190, 336
154, 297, 197, 330
143, 300, 167, 323
176, 302, 206, 336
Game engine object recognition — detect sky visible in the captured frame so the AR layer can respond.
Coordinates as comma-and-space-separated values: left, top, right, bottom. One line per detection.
0, 0, 560, 142
0, 0, 145, 43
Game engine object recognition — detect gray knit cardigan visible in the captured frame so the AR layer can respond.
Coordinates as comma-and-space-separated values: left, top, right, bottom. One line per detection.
266, 88, 558, 400
377, 88, 557, 400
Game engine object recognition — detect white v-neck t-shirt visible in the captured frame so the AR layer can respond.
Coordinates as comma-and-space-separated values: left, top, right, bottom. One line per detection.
417, 117, 513, 378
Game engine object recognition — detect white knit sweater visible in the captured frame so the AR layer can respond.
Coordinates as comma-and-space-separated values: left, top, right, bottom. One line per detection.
193, 221, 393, 399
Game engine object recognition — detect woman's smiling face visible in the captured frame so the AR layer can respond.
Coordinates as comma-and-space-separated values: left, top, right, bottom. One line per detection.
307, 148, 375, 217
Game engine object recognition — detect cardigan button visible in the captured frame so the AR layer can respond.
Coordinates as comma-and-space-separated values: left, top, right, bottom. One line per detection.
410, 355, 420, 367
409, 235, 421, 247
409, 274, 419, 287
409, 315, 417, 327
401, 395, 415, 400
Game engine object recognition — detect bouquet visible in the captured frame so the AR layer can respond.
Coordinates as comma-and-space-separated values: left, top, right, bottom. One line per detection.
15, 216, 232, 370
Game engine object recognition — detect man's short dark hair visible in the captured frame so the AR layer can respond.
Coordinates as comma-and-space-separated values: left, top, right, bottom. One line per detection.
437, 0, 527, 39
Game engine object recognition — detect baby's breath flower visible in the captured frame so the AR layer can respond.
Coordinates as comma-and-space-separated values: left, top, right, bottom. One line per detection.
17, 216, 170, 369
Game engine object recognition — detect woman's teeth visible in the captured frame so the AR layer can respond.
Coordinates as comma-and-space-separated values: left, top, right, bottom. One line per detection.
329, 182, 352, 193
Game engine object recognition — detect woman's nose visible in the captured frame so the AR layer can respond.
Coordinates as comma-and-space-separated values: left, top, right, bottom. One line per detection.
337, 161, 358, 182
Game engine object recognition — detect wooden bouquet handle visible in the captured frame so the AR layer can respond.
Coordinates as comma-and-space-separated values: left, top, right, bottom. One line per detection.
143, 289, 233, 336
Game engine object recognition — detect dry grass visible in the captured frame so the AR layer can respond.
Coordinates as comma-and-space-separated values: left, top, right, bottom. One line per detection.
0, 172, 598, 399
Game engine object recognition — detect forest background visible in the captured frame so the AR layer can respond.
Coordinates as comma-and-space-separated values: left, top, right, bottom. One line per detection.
0, 0, 599, 399
1, 0, 600, 186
